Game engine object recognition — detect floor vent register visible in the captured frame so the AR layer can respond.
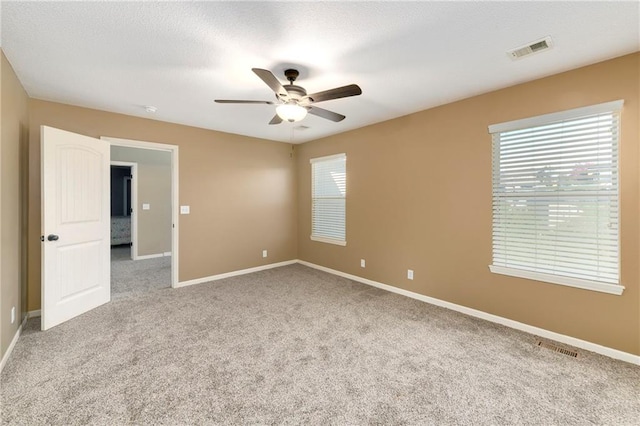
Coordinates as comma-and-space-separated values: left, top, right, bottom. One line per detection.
537, 340, 579, 358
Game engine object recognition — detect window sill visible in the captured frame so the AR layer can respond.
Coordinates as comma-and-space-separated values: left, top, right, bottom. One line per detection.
310, 235, 346, 246
489, 265, 624, 295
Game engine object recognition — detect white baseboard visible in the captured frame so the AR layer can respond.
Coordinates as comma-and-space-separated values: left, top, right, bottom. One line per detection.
176, 259, 298, 288
0, 324, 22, 373
136, 253, 163, 260
27, 309, 41, 318
136, 253, 171, 260
298, 260, 640, 366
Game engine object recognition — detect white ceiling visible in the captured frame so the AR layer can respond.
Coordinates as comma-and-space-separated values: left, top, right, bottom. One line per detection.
1, 1, 638, 143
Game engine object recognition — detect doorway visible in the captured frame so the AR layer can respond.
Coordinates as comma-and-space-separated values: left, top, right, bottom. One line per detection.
104, 137, 179, 294
110, 162, 137, 261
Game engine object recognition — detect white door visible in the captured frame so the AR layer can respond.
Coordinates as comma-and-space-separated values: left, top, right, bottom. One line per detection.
41, 126, 110, 330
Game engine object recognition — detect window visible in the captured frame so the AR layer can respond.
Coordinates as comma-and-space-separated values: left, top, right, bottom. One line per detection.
311, 153, 346, 246
488, 100, 624, 295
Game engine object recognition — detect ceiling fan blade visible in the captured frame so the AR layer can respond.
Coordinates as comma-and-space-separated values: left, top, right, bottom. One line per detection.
252, 68, 290, 100
307, 106, 346, 122
215, 100, 274, 104
269, 114, 283, 125
306, 84, 362, 104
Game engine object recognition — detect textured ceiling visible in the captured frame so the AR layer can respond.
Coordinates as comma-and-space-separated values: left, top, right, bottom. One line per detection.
1, 1, 638, 143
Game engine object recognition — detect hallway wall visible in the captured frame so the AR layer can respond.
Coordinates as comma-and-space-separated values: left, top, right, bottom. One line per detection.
111, 146, 172, 256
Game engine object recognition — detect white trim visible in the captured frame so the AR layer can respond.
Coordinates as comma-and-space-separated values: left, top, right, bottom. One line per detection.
176, 260, 298, 288
27, 309, 41, 318
488, 99, 624, 134
102, 137, 179, 289
171, 147, 179, 289
104, 137, 176, 152
298, 260, 640, 365
135, 252, 172, 260
489, 265, 624, 295
110, 161, 138, 260
0, 325, 22, 373
309, 152, 346, 164
136, 253, 164, 260
310, 235, 347, 246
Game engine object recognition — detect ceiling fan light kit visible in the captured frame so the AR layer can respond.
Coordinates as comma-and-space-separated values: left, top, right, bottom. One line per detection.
215, 68, 362, 125
276, 103, 308, 122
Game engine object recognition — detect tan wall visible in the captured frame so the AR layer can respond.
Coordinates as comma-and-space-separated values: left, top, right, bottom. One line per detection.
296, 53, 640, 355
28, 100, 298, 310
111, 146, 172, 256
1, 51, 29, 358
10, 51, 639, 357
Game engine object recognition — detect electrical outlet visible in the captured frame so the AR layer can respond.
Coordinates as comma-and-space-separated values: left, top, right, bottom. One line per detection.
11, 306, 15, 324
262, 250, 268, 258
407, 269, 414, 280
360, 259, 366, 268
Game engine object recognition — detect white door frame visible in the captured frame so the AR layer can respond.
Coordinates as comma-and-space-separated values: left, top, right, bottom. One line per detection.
110, 161, 138, 260
103, 137, 179, 289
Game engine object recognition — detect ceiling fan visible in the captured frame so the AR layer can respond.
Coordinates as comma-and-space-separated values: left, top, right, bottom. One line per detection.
215, 68, 362, 125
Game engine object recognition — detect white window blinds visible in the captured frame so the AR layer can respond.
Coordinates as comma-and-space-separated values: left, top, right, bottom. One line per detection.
489, 100, 623, 294
311, 153, 346, 245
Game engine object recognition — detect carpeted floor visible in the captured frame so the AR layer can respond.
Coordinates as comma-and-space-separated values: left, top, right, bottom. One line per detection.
111, 246, 171, 299
1, 264, 639, 425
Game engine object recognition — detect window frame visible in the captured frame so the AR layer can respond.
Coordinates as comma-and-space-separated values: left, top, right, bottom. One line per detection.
310, 153, 347, 246
488, 100, 624, 295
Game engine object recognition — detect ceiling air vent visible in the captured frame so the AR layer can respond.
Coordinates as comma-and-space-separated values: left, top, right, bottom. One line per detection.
508, 36, 553, 60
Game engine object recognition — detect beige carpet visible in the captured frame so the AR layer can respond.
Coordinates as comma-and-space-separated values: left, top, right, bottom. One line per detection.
1, 264, 639, 425
111, 246, 171, 299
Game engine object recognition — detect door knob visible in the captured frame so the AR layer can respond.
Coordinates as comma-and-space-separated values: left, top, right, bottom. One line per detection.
47, 234, 59, 241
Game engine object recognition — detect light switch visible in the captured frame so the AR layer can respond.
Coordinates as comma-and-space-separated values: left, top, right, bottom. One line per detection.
180, 205, 190, 214
142, 203, 150, 210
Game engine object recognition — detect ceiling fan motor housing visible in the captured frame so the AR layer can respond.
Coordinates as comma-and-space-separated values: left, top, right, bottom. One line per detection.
279, 69, 308, 103
282, 85, 307, 101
